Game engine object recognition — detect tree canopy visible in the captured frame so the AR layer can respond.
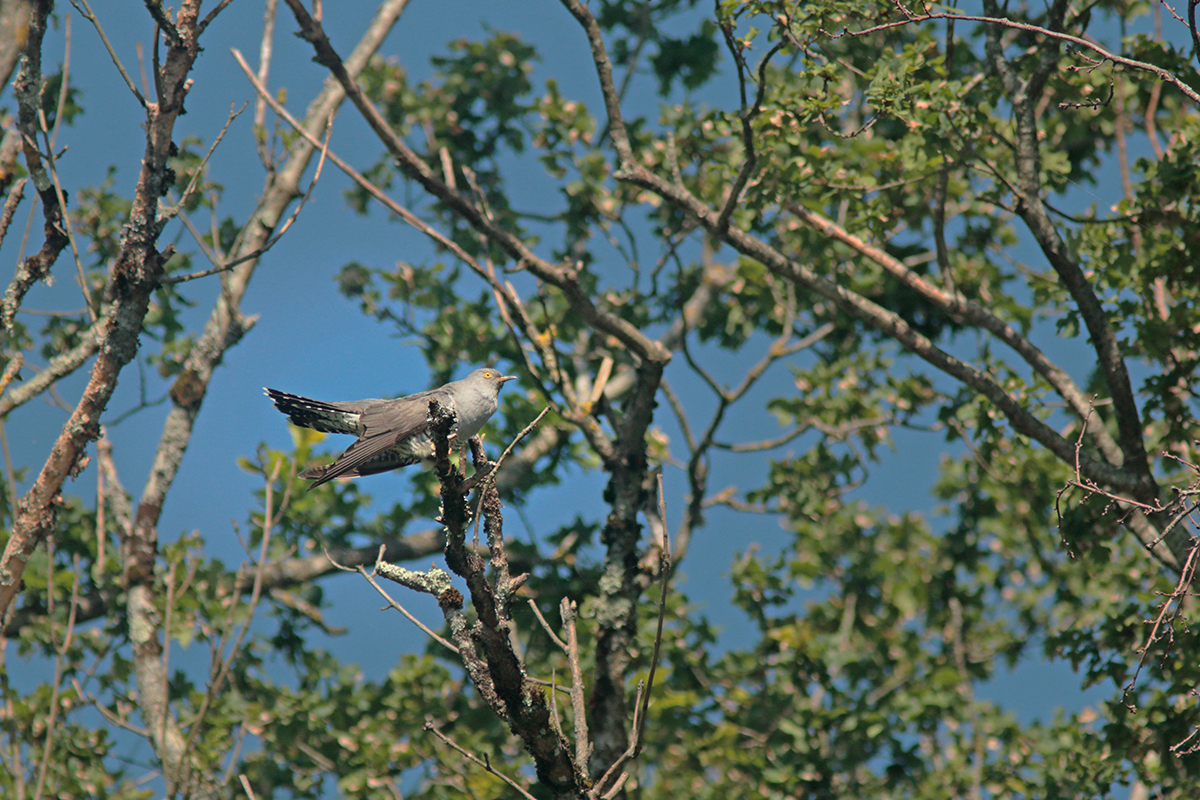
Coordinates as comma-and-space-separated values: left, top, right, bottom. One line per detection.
2, 0, 1200, 798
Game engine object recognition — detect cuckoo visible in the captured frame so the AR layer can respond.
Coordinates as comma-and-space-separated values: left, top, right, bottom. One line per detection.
265, 367, 516, 489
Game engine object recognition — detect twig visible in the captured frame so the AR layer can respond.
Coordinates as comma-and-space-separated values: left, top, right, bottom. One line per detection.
463, 405, 551, 493
70, 0, 148, 107
252, 0, 278, 168
714, 28, 783, 236
176, 458, 286, 794
348, 545, 460, 654
525, 674, 576, 697
637, 473, 673, 755
159, 101, 247, 224
1125, 536, 1200, 705
36, 19, 96, 324
826, 5, 1200, 107
561, 598, 591, 776
198, 0, 236, 34
526, 598, 568, 651
33, 551, 83, 798
424, 719, 538, 800
0, 177, 26, 249
163, 115, 330, 284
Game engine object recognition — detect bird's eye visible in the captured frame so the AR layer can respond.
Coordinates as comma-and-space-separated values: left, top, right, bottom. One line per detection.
484, 371, 493, 378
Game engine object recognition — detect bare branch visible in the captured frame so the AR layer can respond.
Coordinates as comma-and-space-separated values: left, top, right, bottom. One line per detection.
424, 720, 538, 800
158, 100, 247, 225
463, 405, 551, 493
560, 598, 591, 777
282, 0, 669, 368
364, 547, 460, 654
121, 0, 413, 637
0, 320, 101, 416
714, 26, 783, 236
70, 0, 148, 107
0, 0, 199, 619
162, 112, 330, 285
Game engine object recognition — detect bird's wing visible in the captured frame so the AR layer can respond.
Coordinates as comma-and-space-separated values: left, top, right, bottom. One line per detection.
306, 432, 407, 488
320, 448, 421, 479
359, 393, 438, 441
305, 395, 435, 488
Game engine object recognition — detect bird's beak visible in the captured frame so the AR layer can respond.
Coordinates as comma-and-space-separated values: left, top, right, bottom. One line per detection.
500, 375, 517, 384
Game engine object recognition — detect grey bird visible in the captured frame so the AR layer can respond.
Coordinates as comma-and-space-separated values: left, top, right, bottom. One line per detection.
264, 368, 516, 489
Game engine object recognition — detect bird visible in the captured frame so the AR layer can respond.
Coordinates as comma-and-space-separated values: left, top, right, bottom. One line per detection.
264, 367, 516, 489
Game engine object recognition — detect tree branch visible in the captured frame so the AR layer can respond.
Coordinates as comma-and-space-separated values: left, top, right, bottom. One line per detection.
125, 0, 412, 637
978, 0, 1156, 503
558, 0, 1186, 573
2, 0, 69, 336
0, 0, 196, 618
281, 0, 669, 369
0, 321, 102, 417
832, 3, 1200, 107
424, 398, 587, 797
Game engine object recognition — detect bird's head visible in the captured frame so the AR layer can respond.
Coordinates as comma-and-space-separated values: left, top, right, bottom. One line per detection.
468, 367, 517, 394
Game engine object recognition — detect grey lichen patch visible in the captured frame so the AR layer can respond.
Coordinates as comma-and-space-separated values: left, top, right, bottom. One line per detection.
594, 564, 632, 626
376, 561, 454, 597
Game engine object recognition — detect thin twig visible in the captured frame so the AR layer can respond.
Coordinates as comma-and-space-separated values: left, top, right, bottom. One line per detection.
561, 598, 591, 776
526, 598, 568, 651
424, 720, 538, 800
36, 19, 95, 323
163, 115, 330, 284
70, 0, 148, 107
335, 545, 459, 654
176, 458, 286, 792
238, 774, 258, 800
827, 5, 1200, 107
159, 101, 247, 225
463, 405, 551, 493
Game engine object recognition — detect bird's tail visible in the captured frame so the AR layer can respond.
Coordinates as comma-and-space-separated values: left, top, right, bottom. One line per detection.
264, 388, 363, 434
